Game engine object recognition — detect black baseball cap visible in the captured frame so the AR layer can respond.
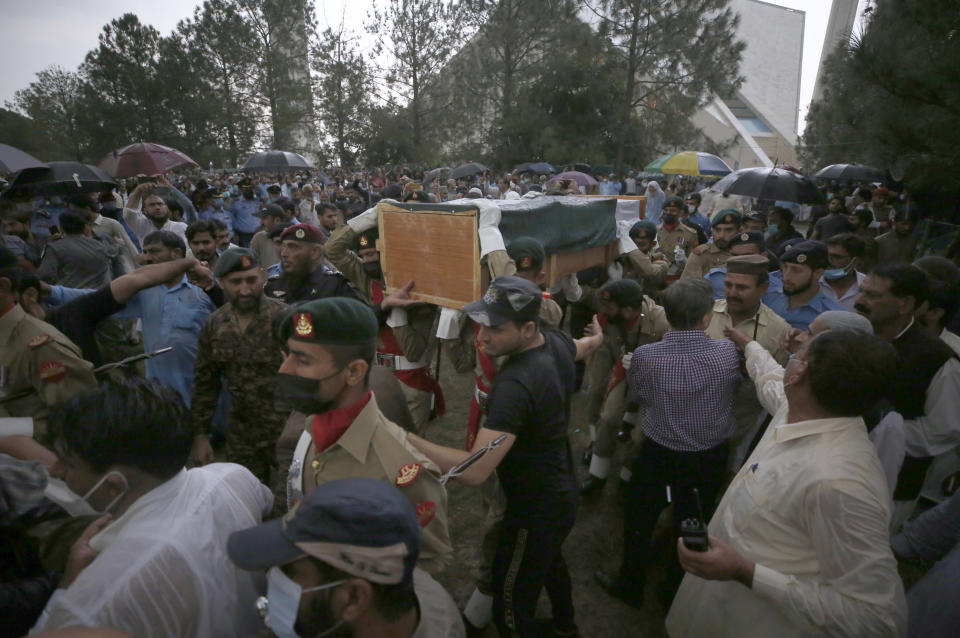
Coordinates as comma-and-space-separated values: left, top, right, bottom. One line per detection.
463, 276, 542, 326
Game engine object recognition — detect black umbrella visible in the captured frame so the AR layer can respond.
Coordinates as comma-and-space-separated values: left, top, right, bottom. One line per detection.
814, 163, 887, 183
424, 167, 450, 183
710, 167, 824, 205
242, 150, 313, 172
513, 162, 532, 174
572, 162, 592, 173
0, 144, 46, 173
5, 161, 117, 197
450, 162, 488, 179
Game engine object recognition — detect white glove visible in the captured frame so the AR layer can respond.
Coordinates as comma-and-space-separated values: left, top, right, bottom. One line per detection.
436, 307, 465, 339
621, 351, 633, 370
607, 261, 623, 281
521, 191, 542, 199
386, 307, 408, 328
475, 199, 505, 258
617, 220, 638, 254
346, 205, 379, 232
552, 273, 582, 302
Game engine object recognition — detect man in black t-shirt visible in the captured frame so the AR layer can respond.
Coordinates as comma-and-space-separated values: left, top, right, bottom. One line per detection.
408, 276, 603, 638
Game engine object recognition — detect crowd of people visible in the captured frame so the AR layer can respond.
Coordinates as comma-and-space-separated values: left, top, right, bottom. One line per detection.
0, 164, 958, 638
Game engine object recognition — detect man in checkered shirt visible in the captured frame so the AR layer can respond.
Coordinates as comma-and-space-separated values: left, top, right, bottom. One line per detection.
597, 278, 742, 609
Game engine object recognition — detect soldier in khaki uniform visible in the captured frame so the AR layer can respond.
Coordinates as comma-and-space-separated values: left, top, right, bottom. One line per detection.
581, 279, 669, 493
615, 220, 669, 294
275, 297, 452, 577
705, 254, 791, 471
656, 196, 699, 274
0, 247, 96, 440
189, 248, 289, 487
680, 209, 742, 280
325, 210, 442, 433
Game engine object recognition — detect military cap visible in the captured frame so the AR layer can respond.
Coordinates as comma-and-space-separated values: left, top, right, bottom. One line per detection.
663, 196, 685, 209
227, 477, 420, 586
237, 178, 253, 189
278, 297, 378, 345
280, 223, 324, 244
268, 222, 293, 240
463, 276, 542, 327
743, 211, 766, 225
711, 209, 742, 227
726, 254, 770, 278
781, 240, 828, 270
729, 230, 765, 250
255, 203, 286, 219
356, 227, 379, 251
599, 279, 645, 309
629, 220, 658, 240
507, 236, 545, 272
266, 184, 282, 193
213, 247, 259, 278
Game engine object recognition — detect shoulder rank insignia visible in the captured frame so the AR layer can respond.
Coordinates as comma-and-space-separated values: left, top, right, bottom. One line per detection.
415, 500, 436, 527
395, 463, 421, 487
28, 334, 51, 348
38, 360, 67, 383
294, 312, 314, 337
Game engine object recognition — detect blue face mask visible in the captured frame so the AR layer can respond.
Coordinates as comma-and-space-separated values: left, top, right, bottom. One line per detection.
213, 198, 223, 208
767, 224, 779, 235
257, 567, 347, 638
823, 258, 857, 281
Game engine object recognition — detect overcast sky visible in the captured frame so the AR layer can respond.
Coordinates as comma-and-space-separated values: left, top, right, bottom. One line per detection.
0, 0, 867, 134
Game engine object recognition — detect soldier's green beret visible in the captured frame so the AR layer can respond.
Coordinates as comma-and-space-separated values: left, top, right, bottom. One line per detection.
599, 278, 645, 309
506, 236, 545, 272
213, 247, 259, 278
629, 220, 657, 239
711, 209, 742, 227
663, 196, 685, 209
356, 227, 379, 251
278, 297, 378, 345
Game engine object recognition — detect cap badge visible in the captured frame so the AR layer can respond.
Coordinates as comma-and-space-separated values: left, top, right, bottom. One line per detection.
415, 500, 436, 527
359, 235, 369, 247
482, 287, 498, 304
295, 228, 306, 239
518, 256, 532, 269
240, 255, 252, 269
395, 463, 421, 487
294, 312, 314, 338
740, 233, 749, 241
796, 254, 807, 264
724, 215, 733, 224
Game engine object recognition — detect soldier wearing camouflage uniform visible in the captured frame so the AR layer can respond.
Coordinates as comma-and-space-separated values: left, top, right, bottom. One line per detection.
190, 249, 289, 485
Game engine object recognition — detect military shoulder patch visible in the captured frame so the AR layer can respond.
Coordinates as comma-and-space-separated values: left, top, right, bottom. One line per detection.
28, 334, 51, 348
38, 360, 67, 383
415, 500, 436, 527
395, 463, 422, 487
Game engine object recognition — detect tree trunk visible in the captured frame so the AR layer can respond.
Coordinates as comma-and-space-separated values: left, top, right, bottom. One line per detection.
615, 12, 640, 175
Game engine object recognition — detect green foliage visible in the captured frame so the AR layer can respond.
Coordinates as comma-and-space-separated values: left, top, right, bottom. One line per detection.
801, 1, 960, 197
313, 26, 372, 167
8, 66, 85, 161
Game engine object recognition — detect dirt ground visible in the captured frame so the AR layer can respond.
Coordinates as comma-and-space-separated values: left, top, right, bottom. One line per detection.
422, 349, 669, 638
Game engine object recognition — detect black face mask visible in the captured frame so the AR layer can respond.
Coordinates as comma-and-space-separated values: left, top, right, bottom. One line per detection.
662, 213, 678, 225
276, 370, 342, 415
362, 261, 382, 279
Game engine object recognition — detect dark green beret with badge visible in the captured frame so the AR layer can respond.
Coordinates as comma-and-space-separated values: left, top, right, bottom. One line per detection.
278, 297, 378, 345
213, 247, 259, 278
663, 195, 685, 209
599, 279, 645, 309
507, 236, 545, 272
711, 209, 742, 228
356, 228, 379, 251
629, 220, 658, 240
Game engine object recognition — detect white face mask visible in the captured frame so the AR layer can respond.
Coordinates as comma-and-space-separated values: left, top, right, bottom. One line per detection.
257, 566, 347, 638
44, 471, 128, 518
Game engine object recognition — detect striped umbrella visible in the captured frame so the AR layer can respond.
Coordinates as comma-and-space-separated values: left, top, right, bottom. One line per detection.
644, 151, 732, 177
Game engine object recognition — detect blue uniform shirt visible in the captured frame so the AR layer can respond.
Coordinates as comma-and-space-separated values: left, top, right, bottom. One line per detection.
229, 197, 262, 234
764, 287, 844, 331
198, 205, 234, 235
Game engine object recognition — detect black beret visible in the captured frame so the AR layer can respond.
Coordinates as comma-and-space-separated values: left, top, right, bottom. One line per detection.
213, 247, 259, 278
599, 279, 645, 308
356, 228, 379, 251
729, 230, 765, 250
781, 240, 828, 270
278, 297, 378, 345
507, 236, 545, 272
256, 203, 286, 219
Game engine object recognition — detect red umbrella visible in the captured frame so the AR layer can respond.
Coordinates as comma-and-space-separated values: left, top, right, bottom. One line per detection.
98, 142, 198, 178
